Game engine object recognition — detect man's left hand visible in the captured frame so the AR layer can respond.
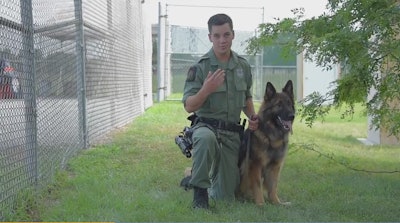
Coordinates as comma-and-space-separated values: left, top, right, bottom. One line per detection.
248, 114, 259, 131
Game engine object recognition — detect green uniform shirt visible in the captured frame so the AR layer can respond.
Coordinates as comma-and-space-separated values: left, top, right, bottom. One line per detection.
182, 49, 253, 123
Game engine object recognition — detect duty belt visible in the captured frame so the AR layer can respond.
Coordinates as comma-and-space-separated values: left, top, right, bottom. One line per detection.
196, 117, 244, 133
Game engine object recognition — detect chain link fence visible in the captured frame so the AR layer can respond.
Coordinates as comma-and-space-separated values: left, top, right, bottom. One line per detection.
156, 5, 297, 102
165, 27, 297, 101
0, 0, 152, 216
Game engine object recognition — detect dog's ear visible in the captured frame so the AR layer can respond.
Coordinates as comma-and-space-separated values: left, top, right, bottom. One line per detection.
282, 80, 294, 102
265, 82, 276, 101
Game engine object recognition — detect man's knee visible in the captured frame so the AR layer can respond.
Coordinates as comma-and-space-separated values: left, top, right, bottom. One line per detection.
193, 126, 216, 143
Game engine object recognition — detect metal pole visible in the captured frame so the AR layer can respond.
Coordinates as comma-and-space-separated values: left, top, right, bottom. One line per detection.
157, 2, 165, 102
259, 7, 265, 102
20, 0, 38, 186
74, 0, 88, 149
107, 0, 116, 128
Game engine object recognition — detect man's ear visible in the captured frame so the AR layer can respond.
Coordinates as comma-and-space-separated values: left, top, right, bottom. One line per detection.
208, 33, 212, 42
232, 30, 235, 39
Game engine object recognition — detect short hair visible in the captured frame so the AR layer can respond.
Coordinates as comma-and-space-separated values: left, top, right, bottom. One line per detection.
207, 13, 233, 33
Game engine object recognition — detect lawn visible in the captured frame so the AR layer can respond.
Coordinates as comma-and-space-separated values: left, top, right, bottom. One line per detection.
8, 100, 400, 222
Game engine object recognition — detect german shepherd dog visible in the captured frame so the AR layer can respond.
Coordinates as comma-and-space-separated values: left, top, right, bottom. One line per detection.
238, 80, 295, 206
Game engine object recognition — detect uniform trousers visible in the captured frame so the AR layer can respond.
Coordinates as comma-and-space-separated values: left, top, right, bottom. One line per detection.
189, 123, 241, 200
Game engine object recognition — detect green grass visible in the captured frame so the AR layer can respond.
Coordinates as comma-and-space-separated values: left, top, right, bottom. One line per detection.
8, 101, 400, 222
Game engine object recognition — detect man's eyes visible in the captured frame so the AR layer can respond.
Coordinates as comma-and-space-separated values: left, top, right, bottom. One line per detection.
213, 33, 231, 38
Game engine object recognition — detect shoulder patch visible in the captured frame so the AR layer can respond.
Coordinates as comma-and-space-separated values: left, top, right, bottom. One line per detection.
186, 66, 197, 82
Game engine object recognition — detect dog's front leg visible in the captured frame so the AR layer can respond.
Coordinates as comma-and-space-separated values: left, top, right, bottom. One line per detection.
263, 162, 290, 206
249, 163, 265, 206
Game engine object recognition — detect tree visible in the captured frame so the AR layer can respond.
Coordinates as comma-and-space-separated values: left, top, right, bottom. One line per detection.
247, 0, 400, 136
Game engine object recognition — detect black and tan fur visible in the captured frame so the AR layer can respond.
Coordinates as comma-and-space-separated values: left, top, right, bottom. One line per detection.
238, 80, 295, 206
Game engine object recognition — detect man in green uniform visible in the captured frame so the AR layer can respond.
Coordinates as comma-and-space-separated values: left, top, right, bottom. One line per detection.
182, 13, 259, 209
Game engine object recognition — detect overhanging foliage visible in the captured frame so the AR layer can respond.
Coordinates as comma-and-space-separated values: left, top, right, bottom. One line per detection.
247, 0, 400, 136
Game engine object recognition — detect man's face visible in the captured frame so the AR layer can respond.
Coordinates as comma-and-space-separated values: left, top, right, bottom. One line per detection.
208, 23, 234, 56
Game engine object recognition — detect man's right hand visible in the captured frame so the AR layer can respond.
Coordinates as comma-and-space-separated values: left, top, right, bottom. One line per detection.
184, 69, 225, 113
202, 69, 225, 94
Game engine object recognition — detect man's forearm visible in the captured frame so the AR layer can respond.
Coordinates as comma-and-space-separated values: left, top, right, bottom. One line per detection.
243, 97, 256, 118
184, 88, 210, 113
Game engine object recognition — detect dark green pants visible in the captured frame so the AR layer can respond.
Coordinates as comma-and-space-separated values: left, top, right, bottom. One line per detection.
189, 123, 241, 200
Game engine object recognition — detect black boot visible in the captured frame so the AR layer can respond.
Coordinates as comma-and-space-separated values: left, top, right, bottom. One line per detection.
192, 186, 209, 209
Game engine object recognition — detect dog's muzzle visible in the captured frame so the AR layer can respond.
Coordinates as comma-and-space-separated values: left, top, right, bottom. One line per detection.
277, 115, 294, 134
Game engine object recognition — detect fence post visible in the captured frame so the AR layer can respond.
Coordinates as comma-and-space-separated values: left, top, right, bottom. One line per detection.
20, 0, 38, 186
157, 2, 166, 102
74, 0, 88, 149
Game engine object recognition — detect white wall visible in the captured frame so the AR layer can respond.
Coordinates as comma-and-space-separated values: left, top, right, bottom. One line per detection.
298, 53, 340, 101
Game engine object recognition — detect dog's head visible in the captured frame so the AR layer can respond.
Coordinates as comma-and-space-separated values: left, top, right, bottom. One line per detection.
259, 80, 295, 133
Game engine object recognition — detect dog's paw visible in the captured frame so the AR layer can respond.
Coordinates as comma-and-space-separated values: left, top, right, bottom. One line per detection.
279, 201, 291, 206
256, 202, 265, 206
